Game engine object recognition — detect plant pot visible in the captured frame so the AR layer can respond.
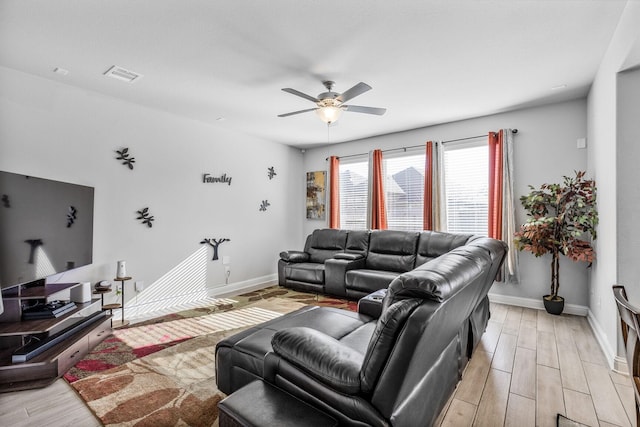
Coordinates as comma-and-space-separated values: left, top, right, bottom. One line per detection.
543, 295, 564, 315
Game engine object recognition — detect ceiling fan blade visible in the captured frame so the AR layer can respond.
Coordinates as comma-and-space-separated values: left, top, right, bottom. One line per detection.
343, 105, 387, 115
336, 82, 372, 103
278, 108, 318, 118
281, 88, 319, 103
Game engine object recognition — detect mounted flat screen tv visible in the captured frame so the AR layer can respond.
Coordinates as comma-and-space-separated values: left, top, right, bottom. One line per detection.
0, 170, 94, 290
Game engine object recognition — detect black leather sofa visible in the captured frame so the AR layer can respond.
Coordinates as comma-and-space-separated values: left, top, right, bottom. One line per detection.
278, 228, 477, 299
216, 236, 508, 426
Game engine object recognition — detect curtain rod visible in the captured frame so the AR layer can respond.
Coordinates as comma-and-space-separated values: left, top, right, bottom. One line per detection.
325, 129, 518, 161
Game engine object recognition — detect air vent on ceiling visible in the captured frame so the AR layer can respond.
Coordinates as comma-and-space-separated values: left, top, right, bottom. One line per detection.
104, 65, 143, 83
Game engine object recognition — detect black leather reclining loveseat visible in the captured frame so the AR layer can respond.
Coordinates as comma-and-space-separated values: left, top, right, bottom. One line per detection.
278, 228, 477, 299
216, 234, 508, 426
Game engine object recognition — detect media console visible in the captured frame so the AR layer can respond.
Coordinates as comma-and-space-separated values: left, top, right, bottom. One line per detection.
0, 281, 112, 392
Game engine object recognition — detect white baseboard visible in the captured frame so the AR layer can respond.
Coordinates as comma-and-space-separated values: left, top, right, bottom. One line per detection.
207, 274, 278, 299
487, 293, 589, 316
613, 356, 628, 375
487, 293, 619, 371
587, 308, 618, 371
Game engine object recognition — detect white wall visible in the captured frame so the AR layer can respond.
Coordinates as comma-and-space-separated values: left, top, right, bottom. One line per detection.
617, 67, 640, 299
0, 66, 304, 316
303, 99, 591, 306
587, 1, 640, 367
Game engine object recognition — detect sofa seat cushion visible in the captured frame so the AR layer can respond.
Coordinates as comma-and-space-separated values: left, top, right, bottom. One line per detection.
216, 306, 374, 394
345, 269, 400, 294
284, 263, 325, 284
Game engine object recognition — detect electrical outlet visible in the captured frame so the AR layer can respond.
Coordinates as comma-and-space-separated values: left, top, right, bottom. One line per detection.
224, 266, 231, 284
135, 281, 144, 292
223, 256, 231, 265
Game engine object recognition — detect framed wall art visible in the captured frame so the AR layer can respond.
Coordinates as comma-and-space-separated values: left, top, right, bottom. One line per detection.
306, 171, 326, 220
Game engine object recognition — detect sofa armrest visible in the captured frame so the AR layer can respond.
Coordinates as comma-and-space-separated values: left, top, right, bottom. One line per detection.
271, 327, 363, 394
279, 250, 310, 263
358, 289, 387, 319
333, 252, 364, 261
324, 257, 367, 297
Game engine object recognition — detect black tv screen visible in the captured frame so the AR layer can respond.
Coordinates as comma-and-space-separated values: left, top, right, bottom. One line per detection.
0, 171, 94, 290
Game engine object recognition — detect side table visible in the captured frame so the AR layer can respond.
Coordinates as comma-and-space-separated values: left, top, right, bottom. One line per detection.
112, 276, 132, 328
93, 288, 115, 327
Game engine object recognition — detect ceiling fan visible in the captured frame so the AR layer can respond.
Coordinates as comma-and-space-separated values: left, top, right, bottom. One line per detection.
278, 81, 386, 124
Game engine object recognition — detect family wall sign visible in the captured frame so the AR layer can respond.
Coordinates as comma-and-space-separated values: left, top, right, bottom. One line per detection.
202, 173, 232, 186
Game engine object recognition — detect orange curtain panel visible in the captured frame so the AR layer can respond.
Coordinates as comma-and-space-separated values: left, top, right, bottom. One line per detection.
371, 149, 387, 229
488, 130, 504, 240
423, 141, 434, 230
329, 156, 340, 229
488, 129, 519, 283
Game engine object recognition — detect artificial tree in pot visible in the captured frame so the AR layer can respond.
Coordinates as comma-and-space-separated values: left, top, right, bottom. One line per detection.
514, 170, 598, 315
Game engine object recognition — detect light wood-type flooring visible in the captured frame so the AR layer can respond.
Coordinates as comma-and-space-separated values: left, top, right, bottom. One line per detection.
0, 303, 634, 427
438, 303, 635, 427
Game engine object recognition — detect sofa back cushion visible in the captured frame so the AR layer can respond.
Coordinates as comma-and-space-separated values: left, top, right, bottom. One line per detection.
415, 231, 476, 267
305, 229, 349, 263
345, 230, 370, 255
360, 298, 421, 394
383, 244, 493, 307
365, 230, 419, 272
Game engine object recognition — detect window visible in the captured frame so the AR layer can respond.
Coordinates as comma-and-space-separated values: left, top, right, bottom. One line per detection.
383, 150, 425, 231
334, 140, 489, 234
442, 141, 488, 234
339, 158, 369, 230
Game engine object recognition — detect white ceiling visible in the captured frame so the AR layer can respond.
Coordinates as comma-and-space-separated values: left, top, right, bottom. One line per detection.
0, 0, 629, 148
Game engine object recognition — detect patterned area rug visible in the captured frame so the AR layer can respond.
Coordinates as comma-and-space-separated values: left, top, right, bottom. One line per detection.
71, 297, 306, 426
65, 286, 357, 382
73, 329, 242, 426
68, 286, 357, 426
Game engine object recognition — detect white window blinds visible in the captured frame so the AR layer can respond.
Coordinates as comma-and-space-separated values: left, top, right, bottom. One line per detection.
442, 141, 488, 234
339, 158, 369, 230
383, 150, 425, 231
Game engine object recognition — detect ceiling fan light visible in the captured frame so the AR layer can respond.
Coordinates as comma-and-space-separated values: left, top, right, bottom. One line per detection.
316, 106, 343, 124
